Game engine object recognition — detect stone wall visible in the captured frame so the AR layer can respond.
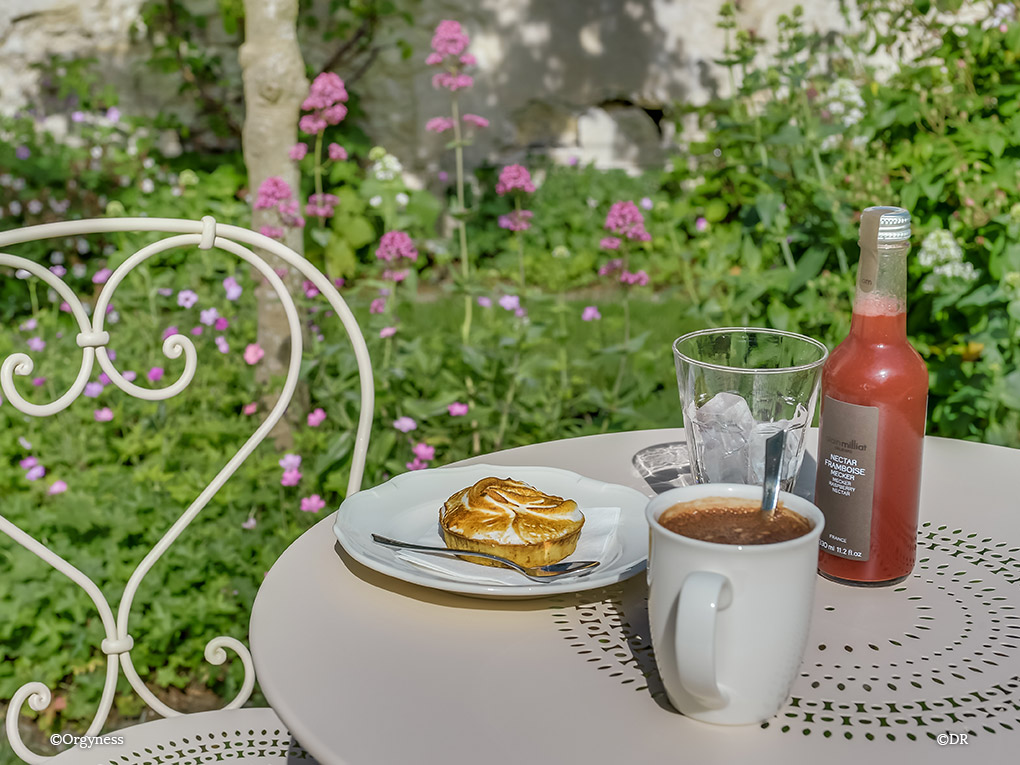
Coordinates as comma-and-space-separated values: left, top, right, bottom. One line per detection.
0, 0, 848, 179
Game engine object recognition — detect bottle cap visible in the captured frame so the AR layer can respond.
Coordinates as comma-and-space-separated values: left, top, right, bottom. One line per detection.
862, 206, 911, 241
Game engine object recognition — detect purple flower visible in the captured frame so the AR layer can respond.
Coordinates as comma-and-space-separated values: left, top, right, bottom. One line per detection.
223, 276, 242, 301
582, 305, 602, 321
32, 377, 46, 387
26, 465, 46, 481
620, 269, 650, 287
695, 216, 708, 232
177, 290, 199, 308
148, 367, 164, 382
448, 401, 469, 416
375, 231, 418, 262
19, 457, 38, 470
307, 408, 327, 427
20, 318, 37, 331
242, 517, 257, 529
640, 197, 654, 210
48, 480, 68, 495
200, 307, 219, 326
157, 287, 174, 297
215, 336, 230, 354
477, 296, 492, 308
370, 297, 386, 314
302, 279, 320, 298
94, 407, 114, 422
498, 209, 533, 231
279, 454, 302, 471
412, 442, 435, 461
92, 268, 112, 284
214, 317, 229, 331
405, 457, 429, 471
393, 416, 417, 433
16, 146, 31, 160
99, 373, 111, 385
190, 326, 203, 336
84, 381, 104, 398
281, 469, 302, 487
49, 265, 66, 276
27, 337, 45, 352
123, 371, 137, 382
300, 494, 326, 513
598, 258, 623, 276
162, 326, 179, 341
498, 295, 520, 312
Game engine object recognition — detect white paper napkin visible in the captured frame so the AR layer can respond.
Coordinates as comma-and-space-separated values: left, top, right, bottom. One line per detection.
394, 506, 622, 586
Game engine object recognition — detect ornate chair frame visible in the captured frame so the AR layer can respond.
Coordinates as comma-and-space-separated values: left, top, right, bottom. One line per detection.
0, 217, 374, 763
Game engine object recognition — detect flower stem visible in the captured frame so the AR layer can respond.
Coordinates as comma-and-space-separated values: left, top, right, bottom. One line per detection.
515, 197, 526, 289
451, 97, 472, 345
314, 132, 325, 227
494, 352, 521, 450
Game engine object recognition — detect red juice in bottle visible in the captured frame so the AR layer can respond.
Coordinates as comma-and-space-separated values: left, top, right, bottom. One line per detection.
814, 207, 928, 586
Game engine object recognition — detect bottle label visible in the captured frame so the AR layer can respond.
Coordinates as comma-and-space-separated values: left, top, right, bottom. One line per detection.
815, 396, 879, 561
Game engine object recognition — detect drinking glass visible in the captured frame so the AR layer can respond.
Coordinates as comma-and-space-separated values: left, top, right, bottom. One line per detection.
673, 327, 828, 491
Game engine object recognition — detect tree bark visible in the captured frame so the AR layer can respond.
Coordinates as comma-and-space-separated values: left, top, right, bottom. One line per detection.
239, 0, 309, 449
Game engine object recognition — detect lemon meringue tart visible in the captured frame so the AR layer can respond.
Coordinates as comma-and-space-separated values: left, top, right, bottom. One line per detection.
439, 477, 585, 568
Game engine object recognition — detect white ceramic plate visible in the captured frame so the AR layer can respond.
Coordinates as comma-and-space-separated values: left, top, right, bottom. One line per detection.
333, 463, 650, 599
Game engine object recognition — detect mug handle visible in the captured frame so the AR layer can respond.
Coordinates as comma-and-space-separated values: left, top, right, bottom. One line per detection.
675, 571, 731, 709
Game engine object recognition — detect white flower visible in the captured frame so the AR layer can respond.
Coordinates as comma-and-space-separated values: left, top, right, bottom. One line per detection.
919, 229, 964, 267
369, 195, 383, 208
90, 146, 103, 159
72, 263, 88, 278
933, 261, 979, 281
15, 269, 31, 279
141, 178, 155, 193
395, 192, 409, 207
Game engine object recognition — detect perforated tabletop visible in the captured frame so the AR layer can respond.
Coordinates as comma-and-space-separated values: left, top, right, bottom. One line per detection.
251, 429, 1019, 764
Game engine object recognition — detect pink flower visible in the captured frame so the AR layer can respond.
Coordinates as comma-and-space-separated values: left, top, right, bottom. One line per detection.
123, 370, 137, 382
375, 231, 418, 262
162, 326, 179, 340
279, 453, 302, 471
19, 457, 38, 470
620, 269, 650, 287
200, 307, 219, 326
496, 164, 536, 195
243, 402, 258, 415
498, 209, 533, 231
379, 326, 397, 338
177, 289, 199, 308
425, 52, 444, 66
448, 401, 469, 416
94, 407, 114, 422
405, 457, 429, 471
27, 337, 45, 351
60, 302, 71, 313
370, 297, 386, 314
300, 73, 349, 135
598, 258, 624, 276
190, 326, 203, 336
431, 72, 474, 91
215, 336, 230, 354
303, 279, 320, 298
477, 296, 492, 308
299, 115, 328, 135
582, 305, 602, 321
426, 117, 455, 133
281, 469, 302, 487
305, 193, 339, 220
157, 287, 174, 297
328, 143, 348, 161
289, 143, 308, 160
223, 276, 242, 301
462, 113, 489, 128
430, 20, 470, 58
244, 343, 265, 365
393, 416, 417, 433
300, 494, 326, 513
92, 267, 112, 284
412, 442, 436, 461
32, 377, 46, 387
605, 200, 651, 241
147, 367, 164, 382
254, 176, 294, 210
695, 216, 708, 232
382, 269, 408, 283
48, 480, 68, 495
215, 316, 230, 331
20, 319, 38, 333
26, 465, 46, 481
84, 381, 103, 398
600, 237, 621, 251
460, 53, 477, 66
498, 294, 520, 311
242, 517, 257, 530
640, 197, 654, 210
307, 407, 327, 427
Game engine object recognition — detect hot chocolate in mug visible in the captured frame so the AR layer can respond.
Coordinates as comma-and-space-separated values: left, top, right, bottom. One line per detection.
645, 483, 824, 725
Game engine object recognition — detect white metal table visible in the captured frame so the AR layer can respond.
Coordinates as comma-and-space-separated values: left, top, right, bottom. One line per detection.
249, 429, 1020, 764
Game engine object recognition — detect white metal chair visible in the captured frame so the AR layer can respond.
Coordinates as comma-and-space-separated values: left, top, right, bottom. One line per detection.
0, 217, 375, 763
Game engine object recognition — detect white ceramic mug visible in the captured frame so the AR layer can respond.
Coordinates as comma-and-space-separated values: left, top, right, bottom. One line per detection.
645, 483, 824, 725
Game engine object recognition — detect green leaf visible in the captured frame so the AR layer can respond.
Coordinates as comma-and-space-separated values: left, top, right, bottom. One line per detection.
788, 246, 828, 294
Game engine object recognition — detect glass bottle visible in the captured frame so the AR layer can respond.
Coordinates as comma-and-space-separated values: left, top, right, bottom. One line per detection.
814, 206, 928, 586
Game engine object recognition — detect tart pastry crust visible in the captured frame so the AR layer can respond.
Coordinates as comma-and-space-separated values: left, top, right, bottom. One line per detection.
440, 477, 585, 567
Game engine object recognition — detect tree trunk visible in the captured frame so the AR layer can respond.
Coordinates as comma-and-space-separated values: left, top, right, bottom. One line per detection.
239, 0, 309, 449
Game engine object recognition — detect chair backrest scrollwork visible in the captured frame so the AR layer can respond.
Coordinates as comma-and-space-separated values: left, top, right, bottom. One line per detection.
0, 216, 374, 764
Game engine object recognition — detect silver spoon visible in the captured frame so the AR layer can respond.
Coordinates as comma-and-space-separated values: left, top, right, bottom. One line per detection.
371, 534, 601, 582
760, 429, 786, 518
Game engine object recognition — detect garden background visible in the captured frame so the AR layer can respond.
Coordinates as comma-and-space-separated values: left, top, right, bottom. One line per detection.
3, 0, 1020, 758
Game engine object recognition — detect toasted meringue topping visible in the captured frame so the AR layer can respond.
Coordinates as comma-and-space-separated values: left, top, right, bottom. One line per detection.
441, 477, 583, 545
